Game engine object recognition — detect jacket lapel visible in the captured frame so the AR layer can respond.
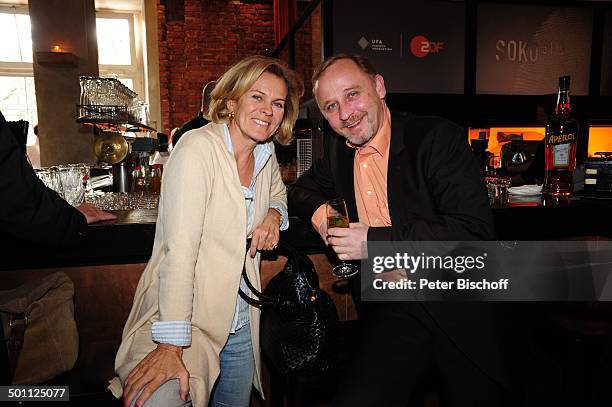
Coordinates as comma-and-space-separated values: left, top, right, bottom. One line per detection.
387, 113, 408, 226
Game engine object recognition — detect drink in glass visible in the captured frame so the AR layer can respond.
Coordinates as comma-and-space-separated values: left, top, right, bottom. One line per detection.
326, 198, 359, 278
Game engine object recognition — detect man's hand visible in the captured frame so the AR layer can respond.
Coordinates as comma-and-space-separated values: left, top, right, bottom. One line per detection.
122, 344, 190, 407
250, 208, 281, 258
310, 204, 329, 243
327, 222, 369, 260
75, 202, 117, 224
316, 220, 328, 243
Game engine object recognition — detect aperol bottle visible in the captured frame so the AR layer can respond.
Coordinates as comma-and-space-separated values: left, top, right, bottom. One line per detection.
543, 75, 578, 197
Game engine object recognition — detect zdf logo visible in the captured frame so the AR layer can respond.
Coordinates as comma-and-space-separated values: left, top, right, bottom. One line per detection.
410, 35, 444, 58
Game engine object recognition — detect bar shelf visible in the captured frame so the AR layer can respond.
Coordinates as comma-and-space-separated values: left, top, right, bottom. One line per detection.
76, 104, 156, 132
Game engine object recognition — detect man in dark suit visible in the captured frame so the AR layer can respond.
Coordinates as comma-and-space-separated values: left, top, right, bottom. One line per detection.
0, 110, 115, 248
170, 80, 215, 148
288, 55, 515, 406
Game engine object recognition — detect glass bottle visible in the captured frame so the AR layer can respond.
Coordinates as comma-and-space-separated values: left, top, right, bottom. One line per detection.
150, 164, 162, 194
471, 130, 490, 176
131, 164, 144, 193
543, 76, 578, 197
78, 76, 90, 118
132, 156, 150, 193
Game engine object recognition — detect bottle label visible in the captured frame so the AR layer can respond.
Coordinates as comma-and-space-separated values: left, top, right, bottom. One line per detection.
547, 132, 576, 145
553, 143, 570, 166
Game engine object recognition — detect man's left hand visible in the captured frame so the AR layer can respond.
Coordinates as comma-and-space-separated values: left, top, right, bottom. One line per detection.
327, 222, 369, 260
76, 202, 117, 224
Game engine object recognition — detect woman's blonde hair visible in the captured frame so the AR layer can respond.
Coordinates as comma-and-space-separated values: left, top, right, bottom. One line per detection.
208, 55, 304, 144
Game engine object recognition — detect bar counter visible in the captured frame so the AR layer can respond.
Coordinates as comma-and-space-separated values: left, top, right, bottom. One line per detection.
2, 195, 611, 270
493, 195, 612, 240
0, 211, 326, 270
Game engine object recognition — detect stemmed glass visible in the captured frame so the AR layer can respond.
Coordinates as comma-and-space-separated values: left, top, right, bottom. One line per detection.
326, 198, 359, 278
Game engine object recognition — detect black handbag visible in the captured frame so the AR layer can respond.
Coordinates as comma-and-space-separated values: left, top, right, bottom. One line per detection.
239, 243, 340, 374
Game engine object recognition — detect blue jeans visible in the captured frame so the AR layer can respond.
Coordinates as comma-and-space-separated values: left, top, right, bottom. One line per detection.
210, 323, 255, 407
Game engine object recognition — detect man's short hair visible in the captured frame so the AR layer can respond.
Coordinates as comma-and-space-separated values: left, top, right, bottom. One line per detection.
311, 54, 378, 88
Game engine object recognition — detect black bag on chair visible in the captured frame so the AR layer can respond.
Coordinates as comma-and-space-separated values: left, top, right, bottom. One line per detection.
239, 243, 340, 374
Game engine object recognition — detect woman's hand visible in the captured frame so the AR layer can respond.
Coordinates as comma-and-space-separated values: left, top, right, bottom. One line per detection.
122, 344, 189, 407
250, 208, 281, 257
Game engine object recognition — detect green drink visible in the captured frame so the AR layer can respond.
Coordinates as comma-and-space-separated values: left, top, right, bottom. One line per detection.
327, 215, 349, 228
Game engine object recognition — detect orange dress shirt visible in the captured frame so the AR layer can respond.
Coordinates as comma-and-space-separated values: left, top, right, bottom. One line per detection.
312, 105, 393, 230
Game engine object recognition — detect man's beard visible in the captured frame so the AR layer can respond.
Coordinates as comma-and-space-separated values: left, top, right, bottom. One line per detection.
340, 113, 375, 147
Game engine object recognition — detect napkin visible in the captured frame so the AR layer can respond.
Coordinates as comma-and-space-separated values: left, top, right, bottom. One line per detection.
508, 184, 542, 196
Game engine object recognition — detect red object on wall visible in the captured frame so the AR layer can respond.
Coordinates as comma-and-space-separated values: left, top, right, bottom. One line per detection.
274, 0, 297, 45
157, 0, 276, 134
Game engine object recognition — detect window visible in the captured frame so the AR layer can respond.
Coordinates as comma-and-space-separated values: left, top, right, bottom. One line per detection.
0, 10, 32, 63
0, 6, 145, 144
0, 6, 37, 143
96, 11, 144, 97
0, 76, 37, 128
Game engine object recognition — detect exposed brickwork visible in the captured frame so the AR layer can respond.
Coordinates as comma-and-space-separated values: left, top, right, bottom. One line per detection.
157, 0, 276, 133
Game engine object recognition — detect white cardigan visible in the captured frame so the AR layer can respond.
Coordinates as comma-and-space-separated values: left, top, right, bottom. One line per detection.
109, 122, 287, 406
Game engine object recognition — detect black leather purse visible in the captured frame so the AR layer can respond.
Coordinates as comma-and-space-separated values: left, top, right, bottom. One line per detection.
239, 243, 340, 374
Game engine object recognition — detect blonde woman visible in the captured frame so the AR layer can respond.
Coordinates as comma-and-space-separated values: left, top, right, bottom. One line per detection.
109, 56, 303, 407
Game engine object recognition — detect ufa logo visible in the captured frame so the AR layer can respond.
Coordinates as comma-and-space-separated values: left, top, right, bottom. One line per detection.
410, 35, 444, 58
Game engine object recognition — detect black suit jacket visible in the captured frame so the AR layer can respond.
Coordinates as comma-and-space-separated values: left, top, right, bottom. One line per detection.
0, 111, 86, 248
289, 112, 493, 240
289, 112, 513, 386
172, 112, 210, 147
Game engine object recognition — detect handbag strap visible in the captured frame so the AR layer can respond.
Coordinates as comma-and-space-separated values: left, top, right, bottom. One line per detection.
238, 240, 278, 308
238, 268, 277, 308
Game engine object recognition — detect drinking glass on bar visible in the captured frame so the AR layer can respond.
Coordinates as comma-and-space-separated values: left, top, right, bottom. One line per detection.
35, 168, 61, 193
484, 176, 510, 206
326, 198, 359, 278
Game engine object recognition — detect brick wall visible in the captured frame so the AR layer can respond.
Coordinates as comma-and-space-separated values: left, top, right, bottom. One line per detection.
157, 0, 275, 133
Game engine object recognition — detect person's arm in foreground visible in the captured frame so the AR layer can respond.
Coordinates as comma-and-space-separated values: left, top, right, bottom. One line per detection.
0, 111, 115, 248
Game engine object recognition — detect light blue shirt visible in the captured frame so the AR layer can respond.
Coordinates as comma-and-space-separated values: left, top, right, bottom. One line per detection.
152, 125, 289, 346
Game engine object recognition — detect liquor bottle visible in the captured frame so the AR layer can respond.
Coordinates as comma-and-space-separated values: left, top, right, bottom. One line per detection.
543, 75, 578, 197
131, 164, 144, 193
150, 164, 162, 194
483, 152, 495, 177
470, 130, 494, 176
